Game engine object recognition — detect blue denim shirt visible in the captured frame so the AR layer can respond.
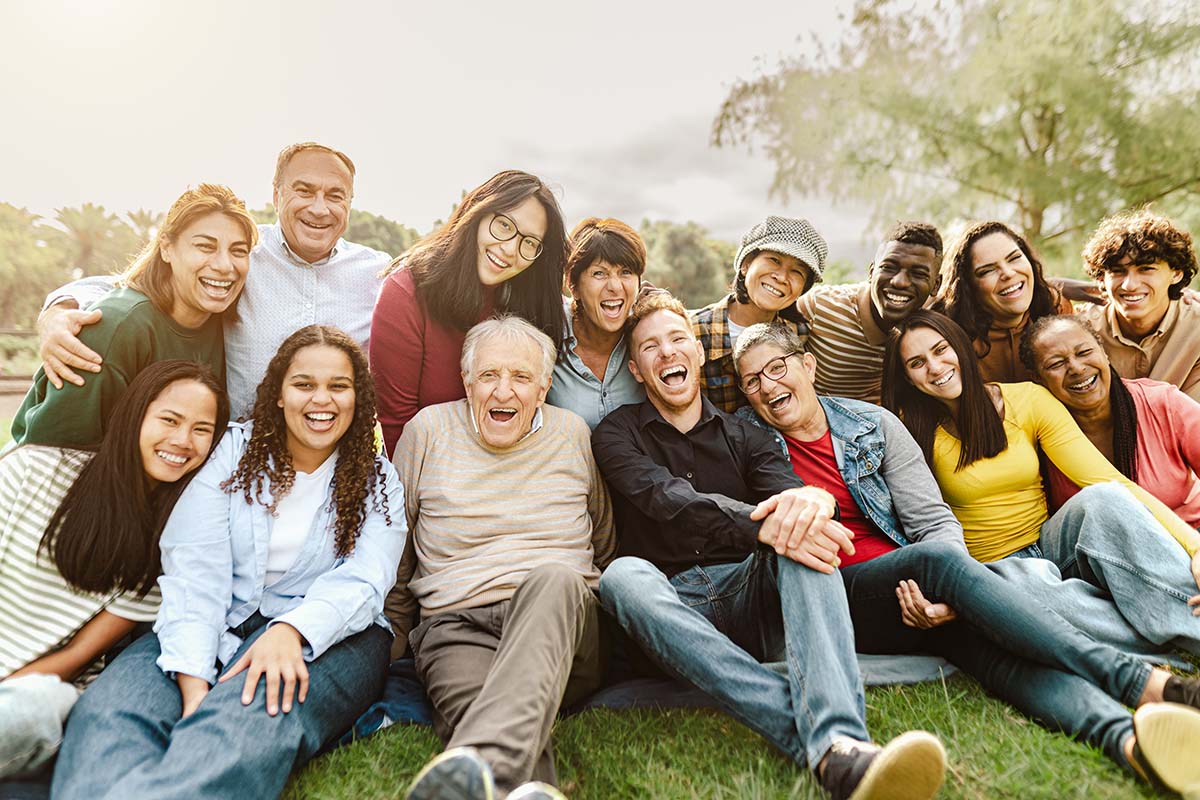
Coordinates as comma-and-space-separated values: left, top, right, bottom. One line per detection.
155, 422, 407, 683
546, 304, 646, 431
738, 396, 964, 549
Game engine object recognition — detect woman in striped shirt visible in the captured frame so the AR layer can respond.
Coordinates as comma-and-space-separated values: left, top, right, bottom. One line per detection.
0, 360, 228, 780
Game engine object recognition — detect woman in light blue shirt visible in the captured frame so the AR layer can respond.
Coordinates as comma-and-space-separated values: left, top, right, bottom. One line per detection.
53, 325, 406, 800
546, 217, 648, 429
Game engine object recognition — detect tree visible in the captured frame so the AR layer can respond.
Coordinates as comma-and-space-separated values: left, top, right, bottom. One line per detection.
125, 208, 163, 242
714, 0, 1200, 270
49, 203, 140, 276
0, 204, 73, 329
639, 220, 734, 308
345, 210, 421, 259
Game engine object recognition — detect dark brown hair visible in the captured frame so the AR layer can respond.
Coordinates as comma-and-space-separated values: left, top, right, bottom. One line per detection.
40, 360, 230, 595
566, 217, 647, 293
881, 310, 1007, 470
1082, 209, 1196, 300
222, 325, 390, 557
1019, 314, 1138, 481
394, 170, 566, 350
934, 221, 1058, 357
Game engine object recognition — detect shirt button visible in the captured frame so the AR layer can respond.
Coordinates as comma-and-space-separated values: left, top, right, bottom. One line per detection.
686, 472, 694, 479
694, 549, 701, 555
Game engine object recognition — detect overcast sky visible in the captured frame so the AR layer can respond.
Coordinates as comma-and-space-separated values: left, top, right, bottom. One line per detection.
2, 0, 877, 251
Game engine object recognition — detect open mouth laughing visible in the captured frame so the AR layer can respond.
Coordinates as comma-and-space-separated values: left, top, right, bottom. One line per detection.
304, 411, 337, 432
997, 281, 1026, 299
155, 449, 190, 467
1066, 374, 1100, 394
659, 364, 687, 387
488, 407, 518, 423
760, 282, 786, 299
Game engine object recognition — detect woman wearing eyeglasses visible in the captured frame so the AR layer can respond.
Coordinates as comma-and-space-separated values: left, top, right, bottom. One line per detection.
370, 171, 568, 456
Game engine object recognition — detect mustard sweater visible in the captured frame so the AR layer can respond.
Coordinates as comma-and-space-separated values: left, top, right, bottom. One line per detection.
932, 382, 1200, 562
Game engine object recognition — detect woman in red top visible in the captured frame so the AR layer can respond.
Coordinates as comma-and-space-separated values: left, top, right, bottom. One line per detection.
370, 171, 568, 455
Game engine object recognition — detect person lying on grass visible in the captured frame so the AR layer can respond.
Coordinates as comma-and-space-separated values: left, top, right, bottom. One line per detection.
50, 325, 405, 800
734, 319, 1200, 797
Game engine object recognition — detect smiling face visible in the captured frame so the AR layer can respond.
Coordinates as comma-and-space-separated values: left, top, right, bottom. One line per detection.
738, 343, 822, 438
464, 335, 550, 449
139, 379, 219, 486
278, 344, 356, 472
629, 309, 705, 417
574, 258, 640, 335
869, 241, 939, 327
1103, 257, 1183, 337
476, 195, 548, 287
969, 231, 1035, 326
273, 150, 353, 263
899, 325, 964, 404
161, 211, 252, 329
741, 250, 812, 313
1030, 319, 1112, 416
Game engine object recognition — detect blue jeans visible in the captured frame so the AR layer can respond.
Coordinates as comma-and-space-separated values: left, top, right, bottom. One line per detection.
842, 539, 1148, 765
51, 617, 390, 800
599, 550, 868, 769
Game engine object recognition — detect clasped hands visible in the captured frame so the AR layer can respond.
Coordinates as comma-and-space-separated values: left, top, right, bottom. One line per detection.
751, 486, 852, 574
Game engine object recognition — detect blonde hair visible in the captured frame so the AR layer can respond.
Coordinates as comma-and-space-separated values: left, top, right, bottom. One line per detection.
272, 142, 356, 192
118, 184, 259, 316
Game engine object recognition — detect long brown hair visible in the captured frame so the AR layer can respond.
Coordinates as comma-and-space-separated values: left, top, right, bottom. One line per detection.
933, 221, 1058, 357
40, 360, 230, 595
221, 325, 390, 556
392, 170, 567, 349
881, 310, 1007, 470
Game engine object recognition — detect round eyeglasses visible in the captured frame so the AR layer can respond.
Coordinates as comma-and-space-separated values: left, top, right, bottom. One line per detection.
739, 351, 800, 394
489, 214, 544, 262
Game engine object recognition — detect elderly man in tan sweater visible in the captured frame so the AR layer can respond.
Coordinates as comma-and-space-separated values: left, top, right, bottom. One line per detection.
390, 315, 615, 800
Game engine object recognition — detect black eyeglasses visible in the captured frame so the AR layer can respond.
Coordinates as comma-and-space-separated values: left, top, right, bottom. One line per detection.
489, 214, 544, 262
739, 351, 800, 394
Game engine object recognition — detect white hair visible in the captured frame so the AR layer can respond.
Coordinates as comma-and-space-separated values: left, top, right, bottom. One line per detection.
461, 314, 556, 386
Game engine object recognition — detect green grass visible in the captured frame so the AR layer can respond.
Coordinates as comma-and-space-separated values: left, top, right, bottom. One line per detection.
282, 674, 1155, 799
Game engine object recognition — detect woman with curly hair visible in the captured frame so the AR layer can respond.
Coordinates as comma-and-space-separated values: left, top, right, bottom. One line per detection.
371, 170, 568, 455
0, 360, 227, 781
1075, 209, 1200, 402
932, 221, 1071, 384
52, 325, 406, 800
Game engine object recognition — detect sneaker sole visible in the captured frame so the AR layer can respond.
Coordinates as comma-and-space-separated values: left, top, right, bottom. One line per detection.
1134, 703, 1200, 798
407, 748, 495, 800
848, 731, 946, 800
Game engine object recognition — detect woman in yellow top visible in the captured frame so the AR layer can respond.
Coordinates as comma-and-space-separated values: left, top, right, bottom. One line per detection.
881, 310, 1200, 656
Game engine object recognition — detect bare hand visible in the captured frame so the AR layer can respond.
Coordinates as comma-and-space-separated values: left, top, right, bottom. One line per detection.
752, 486, 839, 555
896, 580, 958, 629
1182, 287, 1200, 306
177, 673, 210, 719
218, 623, 308, 716
1050, 276, 1104, 306
37, 304, 103, 389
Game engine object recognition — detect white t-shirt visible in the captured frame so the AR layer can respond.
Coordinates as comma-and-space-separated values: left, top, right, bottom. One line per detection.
265, 454, 337, 586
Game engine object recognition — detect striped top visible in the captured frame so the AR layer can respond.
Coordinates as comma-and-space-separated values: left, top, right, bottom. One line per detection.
797, 282, 889, 403
389, 400, 615, 619
0, 446, 159, 681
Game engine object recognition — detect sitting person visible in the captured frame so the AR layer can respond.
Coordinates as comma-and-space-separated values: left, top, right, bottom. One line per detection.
882, 310, 1200, 656
0, 361, 227, 781
545, 217, 647, 429
691, 215, 826, 413
13, 184, 256, 447
733, 320, 1200, 793
594, 291, 947, 800
1076, 209, 1200, 402
391, 316, 614, 800
932, 221, 1072, 383
798, 221, 942, 403
51, 326, 405, 800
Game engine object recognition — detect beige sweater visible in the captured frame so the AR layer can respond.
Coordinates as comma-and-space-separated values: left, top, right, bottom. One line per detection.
385, 400, 615, 652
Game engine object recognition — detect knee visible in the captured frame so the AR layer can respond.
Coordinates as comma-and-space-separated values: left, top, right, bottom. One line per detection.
599, 557, 663, 605
1073, 483, 1138, 514
522, 562, 590, 598
1070, 483, 1148, 535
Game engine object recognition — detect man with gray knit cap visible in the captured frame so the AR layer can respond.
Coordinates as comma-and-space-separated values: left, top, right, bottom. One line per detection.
691, 215, 828, 412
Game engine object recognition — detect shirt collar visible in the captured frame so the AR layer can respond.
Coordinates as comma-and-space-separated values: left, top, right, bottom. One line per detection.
636, 394, 720, 432
1105, 299, 1177, 347
274, 222, 340, 266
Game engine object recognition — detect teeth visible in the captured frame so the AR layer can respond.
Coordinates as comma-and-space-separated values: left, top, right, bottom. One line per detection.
1120, 293, 1147, 303
659, 365, 686, 380
1068, 375, 1099, 391
302, 220, 330, 229
486, 251, 509, 269
884, 291, 911, 304
600, 300, 623, 310
306, 412, 334, 421
200, 278, 233, 289
156, 450, 187, 465
761, 283, 785, 298
998, 281, 1025, 297
931, 369, 956, 387
767, 392, 791, 408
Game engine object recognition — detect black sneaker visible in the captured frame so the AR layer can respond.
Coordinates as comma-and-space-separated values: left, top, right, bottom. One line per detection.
818, 732, 946, 800
407, 747, 495, 800
1132, 703, 1200, 798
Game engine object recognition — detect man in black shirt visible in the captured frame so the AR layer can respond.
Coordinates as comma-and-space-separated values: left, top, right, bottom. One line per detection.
592, 291, 945, 800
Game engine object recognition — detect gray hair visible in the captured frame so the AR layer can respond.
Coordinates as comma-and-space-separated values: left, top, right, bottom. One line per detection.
732, 322, 807, 374
461, 314, 556, 386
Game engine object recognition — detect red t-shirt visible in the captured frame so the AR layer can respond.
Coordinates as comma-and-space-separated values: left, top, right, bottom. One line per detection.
783, 430, 899, 567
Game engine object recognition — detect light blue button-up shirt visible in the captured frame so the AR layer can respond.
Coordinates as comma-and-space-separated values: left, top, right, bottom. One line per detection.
154, 422, 407, 683
545, 306, 646, 431
49, 223, 390, 420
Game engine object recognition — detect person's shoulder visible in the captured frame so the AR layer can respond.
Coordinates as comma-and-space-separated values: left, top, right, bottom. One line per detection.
381, 264, 419, 295
336, 237, 392, 268
689, 296, 727, 325
808, 281, 867, 304
543, 404, 591, 440
1173, 297, 1200, 323
1126, 376, 1192, 406
409, 399, 467, 436
593, 401, 642, 439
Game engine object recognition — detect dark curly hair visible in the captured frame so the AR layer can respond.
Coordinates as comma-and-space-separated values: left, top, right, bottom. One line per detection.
933, 221, 1059, 357
222, 325, 391, 556
1019, 314, 1138, 481
1082, 209, 1197, 300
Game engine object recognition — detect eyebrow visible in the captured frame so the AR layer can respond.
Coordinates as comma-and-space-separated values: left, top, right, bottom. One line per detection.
975, 248, 1021, 271
191, 234, 217, 243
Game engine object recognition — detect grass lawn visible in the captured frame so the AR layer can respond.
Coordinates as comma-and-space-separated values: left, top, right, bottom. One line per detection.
283, 673, 1156, 800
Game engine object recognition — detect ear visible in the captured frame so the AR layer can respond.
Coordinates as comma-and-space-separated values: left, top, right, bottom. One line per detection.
694, 339, 705, 366
272, 185, 281, 211
628, 358, 645, 385
1170, 268, 1185, 287
801, 351, 817, 380
159, 239, 173, 265
536, 373, 552, 406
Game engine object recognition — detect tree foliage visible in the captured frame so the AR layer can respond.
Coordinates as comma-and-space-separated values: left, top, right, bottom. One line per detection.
345, 210, 421, 259
0, 204, 75, 329
713, 0, 1200, 267
639, 220, 735, 309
